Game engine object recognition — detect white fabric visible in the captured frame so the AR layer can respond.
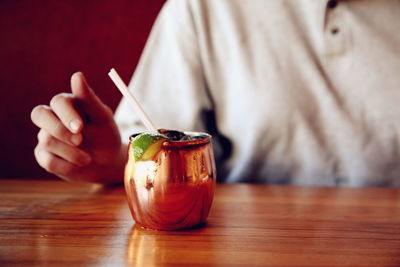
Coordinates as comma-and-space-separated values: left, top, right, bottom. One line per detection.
115, 0, 400, 186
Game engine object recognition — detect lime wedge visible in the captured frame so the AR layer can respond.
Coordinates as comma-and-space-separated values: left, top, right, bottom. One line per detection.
131, 133, 168, 161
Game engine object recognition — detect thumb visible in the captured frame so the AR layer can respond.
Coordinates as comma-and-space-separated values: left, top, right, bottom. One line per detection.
70, 72, 112, 123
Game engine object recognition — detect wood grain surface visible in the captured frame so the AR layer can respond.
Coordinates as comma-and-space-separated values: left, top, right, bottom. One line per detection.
1, 179, 399, 266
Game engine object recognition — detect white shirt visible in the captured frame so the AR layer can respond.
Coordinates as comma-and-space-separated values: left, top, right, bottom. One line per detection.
115, 0, 400, 186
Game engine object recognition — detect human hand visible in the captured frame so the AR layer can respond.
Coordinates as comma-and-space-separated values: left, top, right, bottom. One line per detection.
31, 72, 126, 185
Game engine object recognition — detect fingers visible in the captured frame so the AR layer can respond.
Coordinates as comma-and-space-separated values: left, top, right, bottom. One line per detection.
70, 72, 113, 123
49, 93, 83, 134
31, 105, 82, 146
37, 129, 92, 167
34, 146, 80, 177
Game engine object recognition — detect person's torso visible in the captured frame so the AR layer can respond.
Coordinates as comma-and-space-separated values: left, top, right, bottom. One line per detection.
190, 0, 400, 186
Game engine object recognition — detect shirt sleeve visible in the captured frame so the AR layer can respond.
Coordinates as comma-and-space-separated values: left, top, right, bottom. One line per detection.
114, 0, 212, 143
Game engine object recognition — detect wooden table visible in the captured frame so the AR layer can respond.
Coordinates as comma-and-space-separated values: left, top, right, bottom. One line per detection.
1, 179, 399, 266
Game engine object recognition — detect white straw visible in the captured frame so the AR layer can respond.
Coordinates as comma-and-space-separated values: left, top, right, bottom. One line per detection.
108, 68, 157, 132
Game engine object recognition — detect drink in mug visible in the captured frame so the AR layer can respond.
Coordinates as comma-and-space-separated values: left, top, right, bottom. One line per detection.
124, 129, 216, 230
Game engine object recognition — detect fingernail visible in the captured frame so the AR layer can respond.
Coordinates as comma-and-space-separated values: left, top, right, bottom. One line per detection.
70, 134, 82, 146
69, 120, 81, 134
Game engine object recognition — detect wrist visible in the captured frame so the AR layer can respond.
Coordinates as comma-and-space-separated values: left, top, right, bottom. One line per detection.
99, 143, 128, 186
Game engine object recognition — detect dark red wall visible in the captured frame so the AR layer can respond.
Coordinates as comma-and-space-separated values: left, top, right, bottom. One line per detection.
0, 0, 165, 178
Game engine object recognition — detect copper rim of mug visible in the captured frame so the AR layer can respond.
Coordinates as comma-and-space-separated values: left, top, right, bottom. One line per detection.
129, 131, 212, 148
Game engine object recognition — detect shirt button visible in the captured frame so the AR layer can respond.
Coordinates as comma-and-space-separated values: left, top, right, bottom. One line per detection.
331, 27, 340, 34
327, 0, 338, 9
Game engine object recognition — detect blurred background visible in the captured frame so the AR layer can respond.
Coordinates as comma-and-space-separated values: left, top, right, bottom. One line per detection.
0, 0, 165, 179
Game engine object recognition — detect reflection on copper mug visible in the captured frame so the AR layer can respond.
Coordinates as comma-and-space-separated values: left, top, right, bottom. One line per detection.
124, 131, 216, 230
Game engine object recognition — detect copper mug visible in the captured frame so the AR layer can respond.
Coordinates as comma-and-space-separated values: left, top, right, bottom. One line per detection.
124, 131, 216, 230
